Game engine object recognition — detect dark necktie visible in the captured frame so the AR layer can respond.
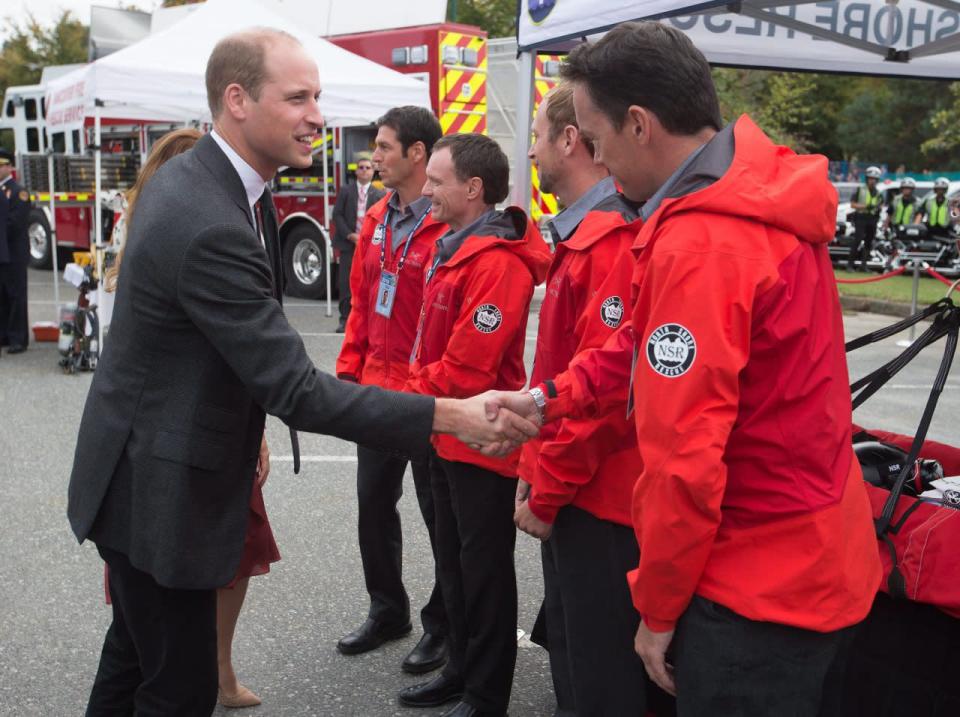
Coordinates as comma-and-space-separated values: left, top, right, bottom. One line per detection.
255, 190, 301, 474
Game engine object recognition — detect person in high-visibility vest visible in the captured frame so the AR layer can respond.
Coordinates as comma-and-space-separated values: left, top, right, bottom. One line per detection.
848, 165, 883, 271
917, 177, 956, 238
884, 177, 921, 232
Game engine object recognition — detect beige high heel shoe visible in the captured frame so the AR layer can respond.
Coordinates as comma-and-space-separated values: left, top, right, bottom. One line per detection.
218, 684, 262, 708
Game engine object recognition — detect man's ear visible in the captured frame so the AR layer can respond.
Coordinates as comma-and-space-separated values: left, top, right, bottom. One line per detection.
626, 105, 652, 146
223, 83, 248, 121
408, 140, 426, 164
467, 176, 484, 201
562, 125, 579, 157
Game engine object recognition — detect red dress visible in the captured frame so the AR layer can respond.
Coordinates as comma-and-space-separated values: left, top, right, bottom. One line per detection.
105, 482, 280, 600
226, 482, 281, 587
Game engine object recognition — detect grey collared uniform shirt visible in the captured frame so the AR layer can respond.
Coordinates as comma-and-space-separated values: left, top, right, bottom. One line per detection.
546, 175, 619, 243
386, 193, 433, 251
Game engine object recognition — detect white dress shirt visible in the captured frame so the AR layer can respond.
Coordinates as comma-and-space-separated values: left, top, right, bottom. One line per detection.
210, 129, 270, 216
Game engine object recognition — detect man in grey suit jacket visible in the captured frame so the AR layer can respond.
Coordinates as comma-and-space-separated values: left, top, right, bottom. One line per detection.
68, 29, 536, 716
332, 153, 384, 331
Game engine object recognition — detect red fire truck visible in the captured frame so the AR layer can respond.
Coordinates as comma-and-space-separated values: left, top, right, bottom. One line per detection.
1, 24, 562, 300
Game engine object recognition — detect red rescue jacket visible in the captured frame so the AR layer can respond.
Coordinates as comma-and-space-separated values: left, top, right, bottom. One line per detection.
544, 116, 881, 633
406, 206, 551, 476
519, 193, 643, 525
336, 194, 447, 389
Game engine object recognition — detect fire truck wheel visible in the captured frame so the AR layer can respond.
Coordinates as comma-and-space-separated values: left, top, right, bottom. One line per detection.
282, 225, 328, 299
28, 209, 53, 270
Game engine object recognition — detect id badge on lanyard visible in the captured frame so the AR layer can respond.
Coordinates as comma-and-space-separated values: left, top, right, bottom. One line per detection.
375, 270, 398, 318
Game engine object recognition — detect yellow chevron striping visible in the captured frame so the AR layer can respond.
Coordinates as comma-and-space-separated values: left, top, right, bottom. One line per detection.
458, 113, 483, 135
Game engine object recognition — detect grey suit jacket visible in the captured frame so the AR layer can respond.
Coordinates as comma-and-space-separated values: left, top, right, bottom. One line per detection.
67, 134, 434, 589
332, 180, 386, 251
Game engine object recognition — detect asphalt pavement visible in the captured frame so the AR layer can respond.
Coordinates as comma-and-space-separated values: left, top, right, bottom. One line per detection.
0, 268, 957, 716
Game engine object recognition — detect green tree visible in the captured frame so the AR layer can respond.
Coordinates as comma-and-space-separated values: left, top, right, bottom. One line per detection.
714, 69, 827, 151
0, 11, 88, 150
447, 0, 516, 38
0, 11, 88, 95
920, 82, 960, 168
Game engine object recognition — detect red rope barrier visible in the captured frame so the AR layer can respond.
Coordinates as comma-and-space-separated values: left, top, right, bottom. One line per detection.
924, 265, 955, 287
835, 266, 907, 284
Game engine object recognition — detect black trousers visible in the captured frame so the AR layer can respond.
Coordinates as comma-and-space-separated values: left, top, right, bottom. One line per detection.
0, 260, 28, 348
673, 594, 855, 717
850, 216, 878, 269
357, 445, 446, 635
541, 506, 647, 717
337, 245, 354, 321
86, 546, 217, 717
431, 454, 517, 714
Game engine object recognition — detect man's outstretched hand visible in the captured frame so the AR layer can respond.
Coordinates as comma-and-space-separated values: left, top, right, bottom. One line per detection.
433, 391, 541, 457
474, 390, 542, 456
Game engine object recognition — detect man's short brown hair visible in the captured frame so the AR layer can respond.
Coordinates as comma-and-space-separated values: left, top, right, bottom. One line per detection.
433, 133, 509, 205
376, 106, 443, 158
543, 83, 594, 156
561, 21, 721, 136
205, 28, 300, 118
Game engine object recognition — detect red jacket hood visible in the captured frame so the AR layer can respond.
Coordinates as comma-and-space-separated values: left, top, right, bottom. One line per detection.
652, 115, 837, 248
445, 206, 552, 284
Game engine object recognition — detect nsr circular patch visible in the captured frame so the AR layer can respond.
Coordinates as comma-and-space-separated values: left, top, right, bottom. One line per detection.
646, 323, 696, 377
473, 304, 502, 333
600, 296, 624, 328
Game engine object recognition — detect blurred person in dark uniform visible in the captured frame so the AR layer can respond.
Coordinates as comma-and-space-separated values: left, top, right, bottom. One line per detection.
0, 148, 33, 354
332, 152, 384, 333
847, 165, 882, 271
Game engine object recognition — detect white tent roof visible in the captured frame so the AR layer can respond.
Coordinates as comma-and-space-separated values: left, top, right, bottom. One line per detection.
45, 0, 431, 131
152, 0, 448, 38
518, 0, 960, 80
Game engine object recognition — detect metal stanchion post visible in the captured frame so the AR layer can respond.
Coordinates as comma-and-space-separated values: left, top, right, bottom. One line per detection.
322, 129, 332, 318
896, 259, 922, 347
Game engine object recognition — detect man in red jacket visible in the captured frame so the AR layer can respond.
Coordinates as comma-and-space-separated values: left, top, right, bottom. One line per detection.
489, 22, 881, 716
398, 133, 551, 717
335, 106, 450, 674
515, 83, 648, 715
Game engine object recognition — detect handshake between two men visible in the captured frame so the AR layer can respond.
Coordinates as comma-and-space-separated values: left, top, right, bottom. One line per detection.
435, 390, 541, 457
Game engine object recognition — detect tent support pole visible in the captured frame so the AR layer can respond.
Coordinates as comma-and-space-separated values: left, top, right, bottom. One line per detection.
48, 151, 60, 317
94, 101, 104, 354
322, 130, 332, 318
511, 50, 535, 213
903, 28, 960, 59
736, 4, 893, 57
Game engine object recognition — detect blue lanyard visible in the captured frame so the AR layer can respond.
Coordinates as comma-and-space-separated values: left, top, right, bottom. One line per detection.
379, 203, 431, 273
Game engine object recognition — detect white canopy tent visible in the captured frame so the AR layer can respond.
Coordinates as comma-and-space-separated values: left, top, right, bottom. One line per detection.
45, 0, 432, 131
43, 0, 432, 335
511, 0, 960, 207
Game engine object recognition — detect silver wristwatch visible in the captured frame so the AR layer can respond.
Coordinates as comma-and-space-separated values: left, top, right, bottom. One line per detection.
528, 386, 547, 423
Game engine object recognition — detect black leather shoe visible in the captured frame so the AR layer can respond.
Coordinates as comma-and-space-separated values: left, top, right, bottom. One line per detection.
440, 701, 506, 717
6, 345, 25, 354
335, 319, 346, 333
397, 673, 464, 708
336, 618, 411, 655
401, 633, 448, 674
